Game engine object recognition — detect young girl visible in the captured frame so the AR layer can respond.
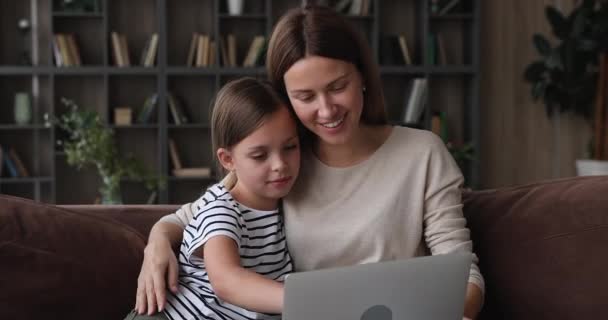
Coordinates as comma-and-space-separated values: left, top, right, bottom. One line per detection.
128, 77, 300, 320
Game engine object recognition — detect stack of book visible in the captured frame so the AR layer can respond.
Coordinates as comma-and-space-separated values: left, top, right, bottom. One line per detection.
53, 33, 82, 67
187, 33, 217, 67
168, 139, 211, 178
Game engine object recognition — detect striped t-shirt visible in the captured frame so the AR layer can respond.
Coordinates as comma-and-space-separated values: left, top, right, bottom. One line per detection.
164, 183, 292, 320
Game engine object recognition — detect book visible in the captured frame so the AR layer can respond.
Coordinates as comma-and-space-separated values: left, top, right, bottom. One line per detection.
186, 32, 199, 67
196, 34, 210, 67
173, 167, 211, 178
167, 93, 190, 125
139, 36, 152, 66
119, 33, 131, 66
242, 36, 265, 67
3, 147, 19, 178
334, 0, 353, 13
403, 78, 428, 124
55, 34, 72, 66
52, 39, 63, 66
436, 33, 447, 65
438, 0, 461, 15
136, 93, 158, 123
143, 33, 158, 67
66, 34, 82, 66
9, 148, 29, 177
111, 32, 125, 67
398, 34, 413, 65
227, 34, 237, 67
168, 138, 182, 170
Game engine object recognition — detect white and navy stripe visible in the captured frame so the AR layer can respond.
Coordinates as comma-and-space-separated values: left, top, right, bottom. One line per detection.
164, 183, 292, 320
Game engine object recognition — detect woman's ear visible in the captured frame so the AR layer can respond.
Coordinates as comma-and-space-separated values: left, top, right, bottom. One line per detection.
217, 148, 235, 172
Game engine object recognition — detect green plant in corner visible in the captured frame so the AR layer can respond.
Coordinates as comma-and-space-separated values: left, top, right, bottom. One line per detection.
524, 0, 608, 159
45, 98, 164, 204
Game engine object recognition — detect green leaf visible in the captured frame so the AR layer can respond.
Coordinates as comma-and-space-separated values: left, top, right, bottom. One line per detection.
533, 34, 552, 57
524, 61, 547, 82
546, 6, 569, 39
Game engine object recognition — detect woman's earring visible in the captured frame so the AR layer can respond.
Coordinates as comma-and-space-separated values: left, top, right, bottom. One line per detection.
362, 86, 367, 93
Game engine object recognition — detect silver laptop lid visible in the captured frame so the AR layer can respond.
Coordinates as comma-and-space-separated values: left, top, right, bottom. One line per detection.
284, 253, 472, 320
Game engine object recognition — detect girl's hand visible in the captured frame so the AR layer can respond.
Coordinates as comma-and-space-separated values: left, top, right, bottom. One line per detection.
135, 238, 179, 315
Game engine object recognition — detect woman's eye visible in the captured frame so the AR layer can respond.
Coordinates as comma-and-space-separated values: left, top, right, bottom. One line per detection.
330, 83, 347, 92
297, 95, 314, 102
285, 144, 299, 151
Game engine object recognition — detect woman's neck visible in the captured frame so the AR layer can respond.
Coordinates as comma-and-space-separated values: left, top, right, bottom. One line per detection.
313, 124, 392, 168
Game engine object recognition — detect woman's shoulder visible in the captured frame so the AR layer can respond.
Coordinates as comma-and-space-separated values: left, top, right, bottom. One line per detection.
388, 126, 446, 152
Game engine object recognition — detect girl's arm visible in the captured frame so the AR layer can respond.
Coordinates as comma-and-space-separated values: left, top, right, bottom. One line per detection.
198, 236, 284, 314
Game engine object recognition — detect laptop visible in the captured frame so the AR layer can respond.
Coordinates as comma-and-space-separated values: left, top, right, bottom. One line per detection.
283, 253, 472, 320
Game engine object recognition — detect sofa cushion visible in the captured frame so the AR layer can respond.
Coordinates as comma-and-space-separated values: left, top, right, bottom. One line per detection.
0, 195, 146, 320
463, 176, 608, 320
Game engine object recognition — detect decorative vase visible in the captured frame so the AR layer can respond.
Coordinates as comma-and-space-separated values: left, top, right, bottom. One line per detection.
575, 159, 608, 176
227, 0, 244, 15
14, 92, 32, 125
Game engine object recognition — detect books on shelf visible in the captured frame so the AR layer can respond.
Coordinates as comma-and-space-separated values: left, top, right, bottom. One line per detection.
187, 33, 217, 67
53, 33, 82, 67
380, 34, 413, 65
168, 138, 211, 178
167, 93, 190, 125
242, 35, 265, 67
403, 78, 428, 124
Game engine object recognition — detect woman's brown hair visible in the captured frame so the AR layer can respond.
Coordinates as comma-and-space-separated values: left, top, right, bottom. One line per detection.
211, 77, 287, 176
266, 4, 387, 125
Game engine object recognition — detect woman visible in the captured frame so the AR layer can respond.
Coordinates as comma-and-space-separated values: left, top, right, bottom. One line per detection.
135, 5, 484, 319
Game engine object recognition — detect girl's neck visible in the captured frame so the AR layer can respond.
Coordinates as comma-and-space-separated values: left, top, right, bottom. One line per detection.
229, 183, 278, 211
313, 124, 392, 168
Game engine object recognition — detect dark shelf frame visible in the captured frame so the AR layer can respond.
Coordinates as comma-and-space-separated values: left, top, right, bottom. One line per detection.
0, 0, 480, 203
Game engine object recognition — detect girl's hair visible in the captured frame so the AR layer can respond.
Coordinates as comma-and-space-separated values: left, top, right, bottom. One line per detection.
211, 77, 287, 176
266, 4, 387, 125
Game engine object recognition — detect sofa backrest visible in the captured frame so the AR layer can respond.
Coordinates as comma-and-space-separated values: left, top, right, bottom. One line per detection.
463, 176, 608, 320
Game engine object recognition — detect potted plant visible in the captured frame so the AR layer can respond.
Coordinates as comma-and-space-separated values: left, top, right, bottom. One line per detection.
524, 0, 608, 175
45, 98, 163, 204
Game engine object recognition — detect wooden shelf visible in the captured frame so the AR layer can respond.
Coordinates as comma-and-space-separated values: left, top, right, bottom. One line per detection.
0, 0, 480, 202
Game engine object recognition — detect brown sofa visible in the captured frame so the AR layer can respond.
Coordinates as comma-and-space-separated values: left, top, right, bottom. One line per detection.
1, 176, 607, 320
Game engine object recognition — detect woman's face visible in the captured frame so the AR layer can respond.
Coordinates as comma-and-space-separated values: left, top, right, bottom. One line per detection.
283, 55, 365, 147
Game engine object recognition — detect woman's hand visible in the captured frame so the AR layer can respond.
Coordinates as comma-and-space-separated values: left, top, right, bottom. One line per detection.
135, 235, 179, 315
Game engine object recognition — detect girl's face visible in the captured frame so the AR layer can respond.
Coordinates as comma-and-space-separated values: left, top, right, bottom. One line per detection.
218, 106, 300, 210
283, 55, 365, 147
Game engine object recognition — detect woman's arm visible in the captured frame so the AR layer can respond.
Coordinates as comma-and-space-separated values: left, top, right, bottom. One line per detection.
135, 221, 184, 315
201, 236, 284, 313
463, 282, 483, 319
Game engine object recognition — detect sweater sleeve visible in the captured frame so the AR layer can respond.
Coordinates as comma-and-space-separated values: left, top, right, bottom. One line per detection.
158, 201, 196, 228
422, 134, 485, 294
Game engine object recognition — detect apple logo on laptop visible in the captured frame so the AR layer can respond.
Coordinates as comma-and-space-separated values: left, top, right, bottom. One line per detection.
361, 305, 392, 320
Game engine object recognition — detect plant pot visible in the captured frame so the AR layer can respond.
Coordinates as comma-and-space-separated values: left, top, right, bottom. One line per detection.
575, 159, 608, 176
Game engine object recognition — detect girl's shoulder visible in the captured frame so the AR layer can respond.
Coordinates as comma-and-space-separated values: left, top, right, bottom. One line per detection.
193, 183, 240, 217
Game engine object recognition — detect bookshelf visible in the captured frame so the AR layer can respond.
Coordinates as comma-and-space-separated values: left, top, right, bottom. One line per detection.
0, 0, 480, 204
